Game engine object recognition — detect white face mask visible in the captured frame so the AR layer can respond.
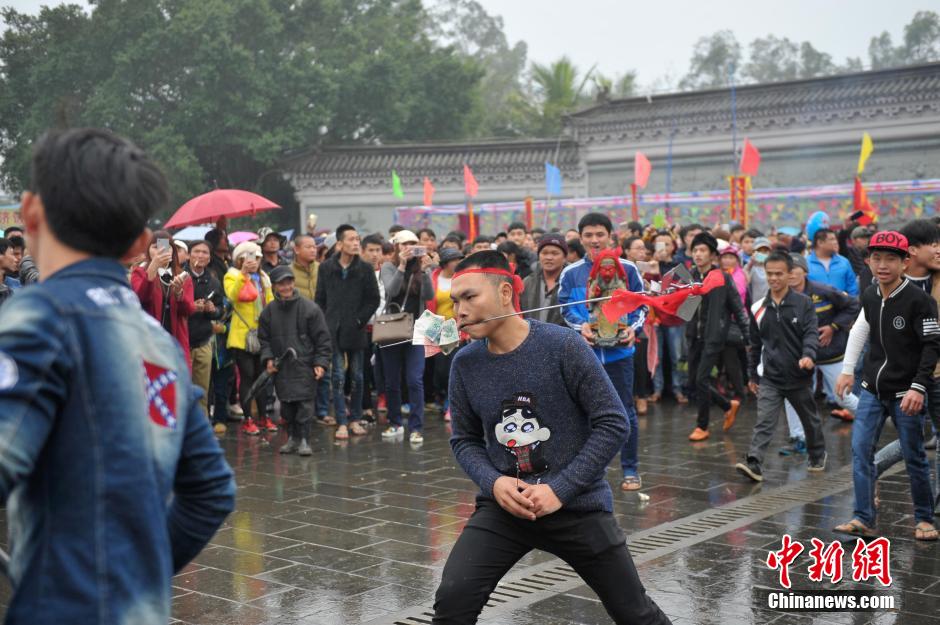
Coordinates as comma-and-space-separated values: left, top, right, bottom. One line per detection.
754, 251, 769, 264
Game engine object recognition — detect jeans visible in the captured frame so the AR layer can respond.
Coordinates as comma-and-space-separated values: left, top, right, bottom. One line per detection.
604, 357, 639, 478
785, 361, 859, 437
748, 381, 825, 465
689, 341, 731, 430
852, 389, 934, 526
653, 325, 685, 395
875, 377, 940, 509
381, 343, 425, 431
210, 361, 233, 424
332, 349, 364, 425
433, 500, 672, 625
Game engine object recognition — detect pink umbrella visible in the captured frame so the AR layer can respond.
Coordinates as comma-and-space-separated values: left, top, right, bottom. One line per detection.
164, 189, 281, 229
228, 231, 259, 245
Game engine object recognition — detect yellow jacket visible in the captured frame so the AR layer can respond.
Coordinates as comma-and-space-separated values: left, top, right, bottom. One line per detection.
292, 259, 319, 300
224, 268, 273, 350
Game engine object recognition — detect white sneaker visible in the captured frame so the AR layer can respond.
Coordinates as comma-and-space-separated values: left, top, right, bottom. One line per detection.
409, 431, 424, 445
229, 403, 244, 416
382, 425, 404, 438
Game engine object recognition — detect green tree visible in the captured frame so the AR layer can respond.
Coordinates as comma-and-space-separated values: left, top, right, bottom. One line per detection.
743, 36, 838, 83
869, 10, 940, 69
426, 0, 527, 136
679, 30, 741, 90
0, 0, 484, 223
515, 56, 596, 136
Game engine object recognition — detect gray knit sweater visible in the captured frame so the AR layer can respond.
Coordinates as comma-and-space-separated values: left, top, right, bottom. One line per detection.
449, 320, 628, 512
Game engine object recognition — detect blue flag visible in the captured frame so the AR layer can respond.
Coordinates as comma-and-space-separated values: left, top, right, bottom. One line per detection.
545, 162, 562, 196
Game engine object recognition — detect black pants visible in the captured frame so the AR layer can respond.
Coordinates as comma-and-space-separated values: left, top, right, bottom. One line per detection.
634, 335, 652, 398
282, 399, 314, 441
688, 341, 731, 430
433, 500, 671, 625
721, 343, 746, 399
232, 348, 270, 421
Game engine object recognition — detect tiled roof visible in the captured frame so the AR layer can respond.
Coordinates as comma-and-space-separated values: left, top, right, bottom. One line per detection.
569, 63, 940, 143
283, 138, 583, 189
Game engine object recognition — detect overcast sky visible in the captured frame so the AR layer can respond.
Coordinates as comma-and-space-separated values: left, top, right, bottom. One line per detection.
2, 0, 930, 88
475, 0, 928, 88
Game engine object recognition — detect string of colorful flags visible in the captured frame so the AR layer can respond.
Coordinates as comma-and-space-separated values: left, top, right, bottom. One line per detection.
388, 131, 881, 229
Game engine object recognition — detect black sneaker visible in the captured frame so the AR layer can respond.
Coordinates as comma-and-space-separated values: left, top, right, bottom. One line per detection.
808, 452, 827, 472
735, 457, 764, 482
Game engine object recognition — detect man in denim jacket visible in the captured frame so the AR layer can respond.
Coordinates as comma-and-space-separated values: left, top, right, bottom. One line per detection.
0, 128, 235, 624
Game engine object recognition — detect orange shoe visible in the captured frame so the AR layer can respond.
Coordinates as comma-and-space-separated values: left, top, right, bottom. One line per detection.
831, 408, 854, 422
635, 398, 648, 415
688, 427, 710, 441
723, 399, 741, 432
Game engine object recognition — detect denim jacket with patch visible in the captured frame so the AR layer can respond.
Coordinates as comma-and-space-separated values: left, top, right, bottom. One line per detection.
0, 258, 235, 625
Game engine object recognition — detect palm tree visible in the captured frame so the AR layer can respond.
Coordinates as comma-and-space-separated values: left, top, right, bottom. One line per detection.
527, 56, 596, 135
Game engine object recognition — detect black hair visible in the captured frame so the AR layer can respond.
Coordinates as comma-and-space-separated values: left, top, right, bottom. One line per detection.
812, 228, 835, 247
531, 227, 546, 236
900, 219, 940, 247
455, 251, 513, 290
622, 236, 648, 256
0, 238, 11, 256
336, 224, 357, 242
3, 226, 23, 236
764, 250, 794, 270
494, 232, 508, 239
496, 241, 521, 259
8, 235, 24, 250
189, 239, 212, 253
507, 222, 527, 233
679, 223, 705, 240
30, 128, 168, 258
729, 224, 745, 234
205, 228, 224, 250
446, 230, 466, 242
627, 221, 642, 233
578, 212, 613, 235
744, 228, 764, 239
388, 224, 404, 236
292, 233, 316, 246
568, 240, 586, 259
472, 235, 492, 246
361, 233, 384, 249
442, 235, 462, 247
417, 228, 436, 240
381, 241, 394, 255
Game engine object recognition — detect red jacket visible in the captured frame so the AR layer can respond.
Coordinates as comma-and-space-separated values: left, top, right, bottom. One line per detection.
131, 266, 196, 367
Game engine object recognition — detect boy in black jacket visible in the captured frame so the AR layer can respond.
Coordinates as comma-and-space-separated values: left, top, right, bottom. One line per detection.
737, 252, 827, 482
835, 231, 940, 541
260, 266, 332, 456
686, 232, 749, 441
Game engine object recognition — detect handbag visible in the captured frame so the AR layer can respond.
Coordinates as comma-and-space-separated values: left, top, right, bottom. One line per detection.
231, 306, 261, 354
238, 277, 259, 302
372, 274, 415, 346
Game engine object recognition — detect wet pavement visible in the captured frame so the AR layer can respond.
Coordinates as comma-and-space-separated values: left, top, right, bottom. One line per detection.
2, 395, 938, 624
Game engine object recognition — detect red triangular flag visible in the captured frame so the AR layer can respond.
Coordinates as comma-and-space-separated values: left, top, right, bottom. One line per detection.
463, 164, 479, 198
634, 152, 652, 189
853, 176, 877, 224
423, 177, 435, 207
739, 138, 761, 177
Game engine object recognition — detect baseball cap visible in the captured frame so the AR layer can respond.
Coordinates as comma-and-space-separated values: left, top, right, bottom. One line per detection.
269, 265, 295, 284
391, 229, 420, 245
790, 253, 809, 273
851, 226, 874, 240
752, 237, 772, 251
867, 231, 908, 255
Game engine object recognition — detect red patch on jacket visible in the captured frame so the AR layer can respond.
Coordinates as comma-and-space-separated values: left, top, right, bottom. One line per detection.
144, 361, 178, 429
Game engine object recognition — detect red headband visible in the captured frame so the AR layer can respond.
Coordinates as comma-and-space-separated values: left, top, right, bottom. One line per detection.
453, 267, 525, 312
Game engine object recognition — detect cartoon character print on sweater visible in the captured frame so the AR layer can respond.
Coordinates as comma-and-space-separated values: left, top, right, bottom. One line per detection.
494, 392, 552, 475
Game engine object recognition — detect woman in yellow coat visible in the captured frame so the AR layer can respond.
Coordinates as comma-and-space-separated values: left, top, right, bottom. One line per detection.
225, 241, 274, 436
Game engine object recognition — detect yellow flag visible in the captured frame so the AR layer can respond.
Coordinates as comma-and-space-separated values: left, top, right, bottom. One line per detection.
857, 132, 874, 175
